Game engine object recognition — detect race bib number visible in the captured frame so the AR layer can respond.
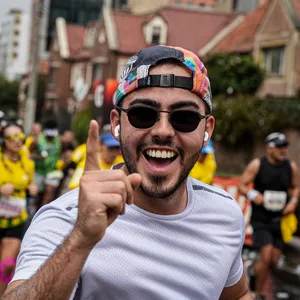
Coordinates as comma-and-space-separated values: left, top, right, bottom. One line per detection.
0, 196, 26, 218
263, 190, 287, 211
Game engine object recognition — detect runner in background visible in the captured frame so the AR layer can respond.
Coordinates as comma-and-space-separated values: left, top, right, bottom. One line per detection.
189, 140, 217, 184
24, 123, 42, 154
0, 121, 37, 296
238, 132, 299, 300
68, 127, 123, 190
30, 120, 62, 207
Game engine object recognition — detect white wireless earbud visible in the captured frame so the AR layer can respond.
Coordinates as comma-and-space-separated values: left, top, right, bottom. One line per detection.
204, 131, 209, 142
114, 125, 120, 138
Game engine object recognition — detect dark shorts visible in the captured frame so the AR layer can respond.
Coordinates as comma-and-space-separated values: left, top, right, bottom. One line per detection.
0, 223, 26, 241
252, 220, 283, 250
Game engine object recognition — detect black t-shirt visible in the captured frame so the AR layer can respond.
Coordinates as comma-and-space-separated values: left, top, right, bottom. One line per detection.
252, 156, 292, 223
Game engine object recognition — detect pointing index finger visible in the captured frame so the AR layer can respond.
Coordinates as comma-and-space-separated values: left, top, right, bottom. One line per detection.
84, 120, 101, 172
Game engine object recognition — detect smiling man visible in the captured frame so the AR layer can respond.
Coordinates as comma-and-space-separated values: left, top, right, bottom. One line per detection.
4, 46, 252, 300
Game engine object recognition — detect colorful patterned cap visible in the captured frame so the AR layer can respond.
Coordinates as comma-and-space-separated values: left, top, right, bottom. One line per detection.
113, 45, 212, 113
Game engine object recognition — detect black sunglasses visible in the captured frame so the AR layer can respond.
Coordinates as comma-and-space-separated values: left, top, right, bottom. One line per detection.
115, 105, 209, 133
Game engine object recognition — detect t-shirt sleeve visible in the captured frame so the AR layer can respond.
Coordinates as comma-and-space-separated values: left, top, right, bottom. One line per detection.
225, 212, 245, 287
11, 189, 79, 298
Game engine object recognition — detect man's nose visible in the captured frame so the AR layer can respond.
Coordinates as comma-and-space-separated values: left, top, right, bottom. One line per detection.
150, 113, 175, 138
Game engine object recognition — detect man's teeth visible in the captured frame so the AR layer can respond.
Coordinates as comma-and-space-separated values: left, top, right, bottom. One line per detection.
146, 149, 176, 159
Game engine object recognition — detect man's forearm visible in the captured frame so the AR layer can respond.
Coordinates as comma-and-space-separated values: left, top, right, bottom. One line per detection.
291, 187, 299, 201
3, 228, 94, 300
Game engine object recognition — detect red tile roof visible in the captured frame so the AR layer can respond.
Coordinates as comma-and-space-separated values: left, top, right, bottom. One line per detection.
113, 6, 236, 55
113, 12, 148, 54
210, 1, 270, 54
66, 24, 85, 57
291, 0, 300, 26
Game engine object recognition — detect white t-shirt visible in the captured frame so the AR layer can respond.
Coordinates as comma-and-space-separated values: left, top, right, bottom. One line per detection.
12, 177, 245, 300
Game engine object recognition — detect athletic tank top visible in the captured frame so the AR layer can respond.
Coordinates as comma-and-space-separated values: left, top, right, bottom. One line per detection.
252, 156, 292, 222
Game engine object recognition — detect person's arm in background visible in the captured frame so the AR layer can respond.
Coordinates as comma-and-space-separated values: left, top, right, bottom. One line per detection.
238, 158, 263, 205
29, 138, 43, 161
283, 161, 299, 215
27, 159, 38, 197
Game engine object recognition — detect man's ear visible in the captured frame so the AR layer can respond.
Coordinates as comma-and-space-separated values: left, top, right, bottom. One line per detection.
110, 109, 120, 140
202, 115, 215, 147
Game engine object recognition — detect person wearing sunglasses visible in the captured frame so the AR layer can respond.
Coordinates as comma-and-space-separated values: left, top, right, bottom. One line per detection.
0, 121, 37, 296
238, 133, 299, 300
4, 46, 251, 300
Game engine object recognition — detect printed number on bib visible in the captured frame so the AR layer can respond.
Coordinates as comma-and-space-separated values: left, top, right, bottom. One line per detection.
263, 190, 287, 211
0, 196, 25, 218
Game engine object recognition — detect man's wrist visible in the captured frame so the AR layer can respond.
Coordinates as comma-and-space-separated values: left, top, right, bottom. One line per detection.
290, 197, 298, 205
247, 189, 259, 202
70, 225, 98, 251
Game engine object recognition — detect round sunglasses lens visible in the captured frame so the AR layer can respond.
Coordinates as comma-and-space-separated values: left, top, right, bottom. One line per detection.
170, 110, 201, 132
127, 107, 158, 129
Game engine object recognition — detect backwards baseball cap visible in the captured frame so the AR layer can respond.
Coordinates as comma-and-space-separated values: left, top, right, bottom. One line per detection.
113, 45, 212, 113
265, 132, 289, 148
100, 133, 120, 148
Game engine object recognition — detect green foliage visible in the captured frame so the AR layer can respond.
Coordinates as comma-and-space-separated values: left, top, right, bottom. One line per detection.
71, 105, 92, 144
0, 75, 19, 112
213, 95, 300, 148
205, 54, 265, 96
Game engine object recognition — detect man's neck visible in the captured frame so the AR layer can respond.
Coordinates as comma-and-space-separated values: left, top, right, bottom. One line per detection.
133, 181, 188, 215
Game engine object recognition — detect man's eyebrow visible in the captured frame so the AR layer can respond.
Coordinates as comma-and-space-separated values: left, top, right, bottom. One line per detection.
129, 99, 160, 108
170, 101, 200, 110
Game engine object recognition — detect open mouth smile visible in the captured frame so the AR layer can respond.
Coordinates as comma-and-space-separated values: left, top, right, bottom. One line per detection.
143, 148, 178, 173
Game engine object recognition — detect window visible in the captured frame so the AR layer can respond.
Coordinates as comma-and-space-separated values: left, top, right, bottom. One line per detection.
49, 67, 56, 85
151, 26, 161, 45
84, 28, 96, 48
92, 63, 102, 81
233, 0, 257, 12
263, 46, 285, 75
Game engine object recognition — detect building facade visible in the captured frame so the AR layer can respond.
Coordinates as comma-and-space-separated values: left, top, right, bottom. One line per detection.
0, 10, 30, 81
207, 0, 300, 98
128, 0, 266, 14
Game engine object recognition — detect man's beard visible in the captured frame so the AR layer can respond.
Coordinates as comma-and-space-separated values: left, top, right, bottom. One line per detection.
120, 135, 200, 199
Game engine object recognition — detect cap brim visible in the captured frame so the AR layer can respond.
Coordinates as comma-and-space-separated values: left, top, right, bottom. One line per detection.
275, 141, 289, 147
104, 139, 120, 147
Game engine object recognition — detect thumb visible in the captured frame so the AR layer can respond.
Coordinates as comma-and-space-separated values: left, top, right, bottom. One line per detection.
128, 173, 142, 190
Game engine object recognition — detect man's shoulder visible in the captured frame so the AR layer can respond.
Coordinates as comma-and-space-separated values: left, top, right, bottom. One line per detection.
33, 188, 79, 223
188, 177, 243, 215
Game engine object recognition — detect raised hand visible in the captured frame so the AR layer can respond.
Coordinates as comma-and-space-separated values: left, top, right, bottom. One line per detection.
75, 120, 142, 247
0, 184, 14, 197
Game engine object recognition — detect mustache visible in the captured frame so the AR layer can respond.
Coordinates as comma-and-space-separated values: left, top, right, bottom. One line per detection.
137, 136, 184, 159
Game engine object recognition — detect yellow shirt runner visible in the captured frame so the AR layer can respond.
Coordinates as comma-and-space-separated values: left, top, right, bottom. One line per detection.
0, 153, 35, 228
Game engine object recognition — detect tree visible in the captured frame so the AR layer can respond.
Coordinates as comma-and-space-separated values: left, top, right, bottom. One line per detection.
205, 53, 264, 96
0, 75, 19, 113
71, 104, 92, 144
